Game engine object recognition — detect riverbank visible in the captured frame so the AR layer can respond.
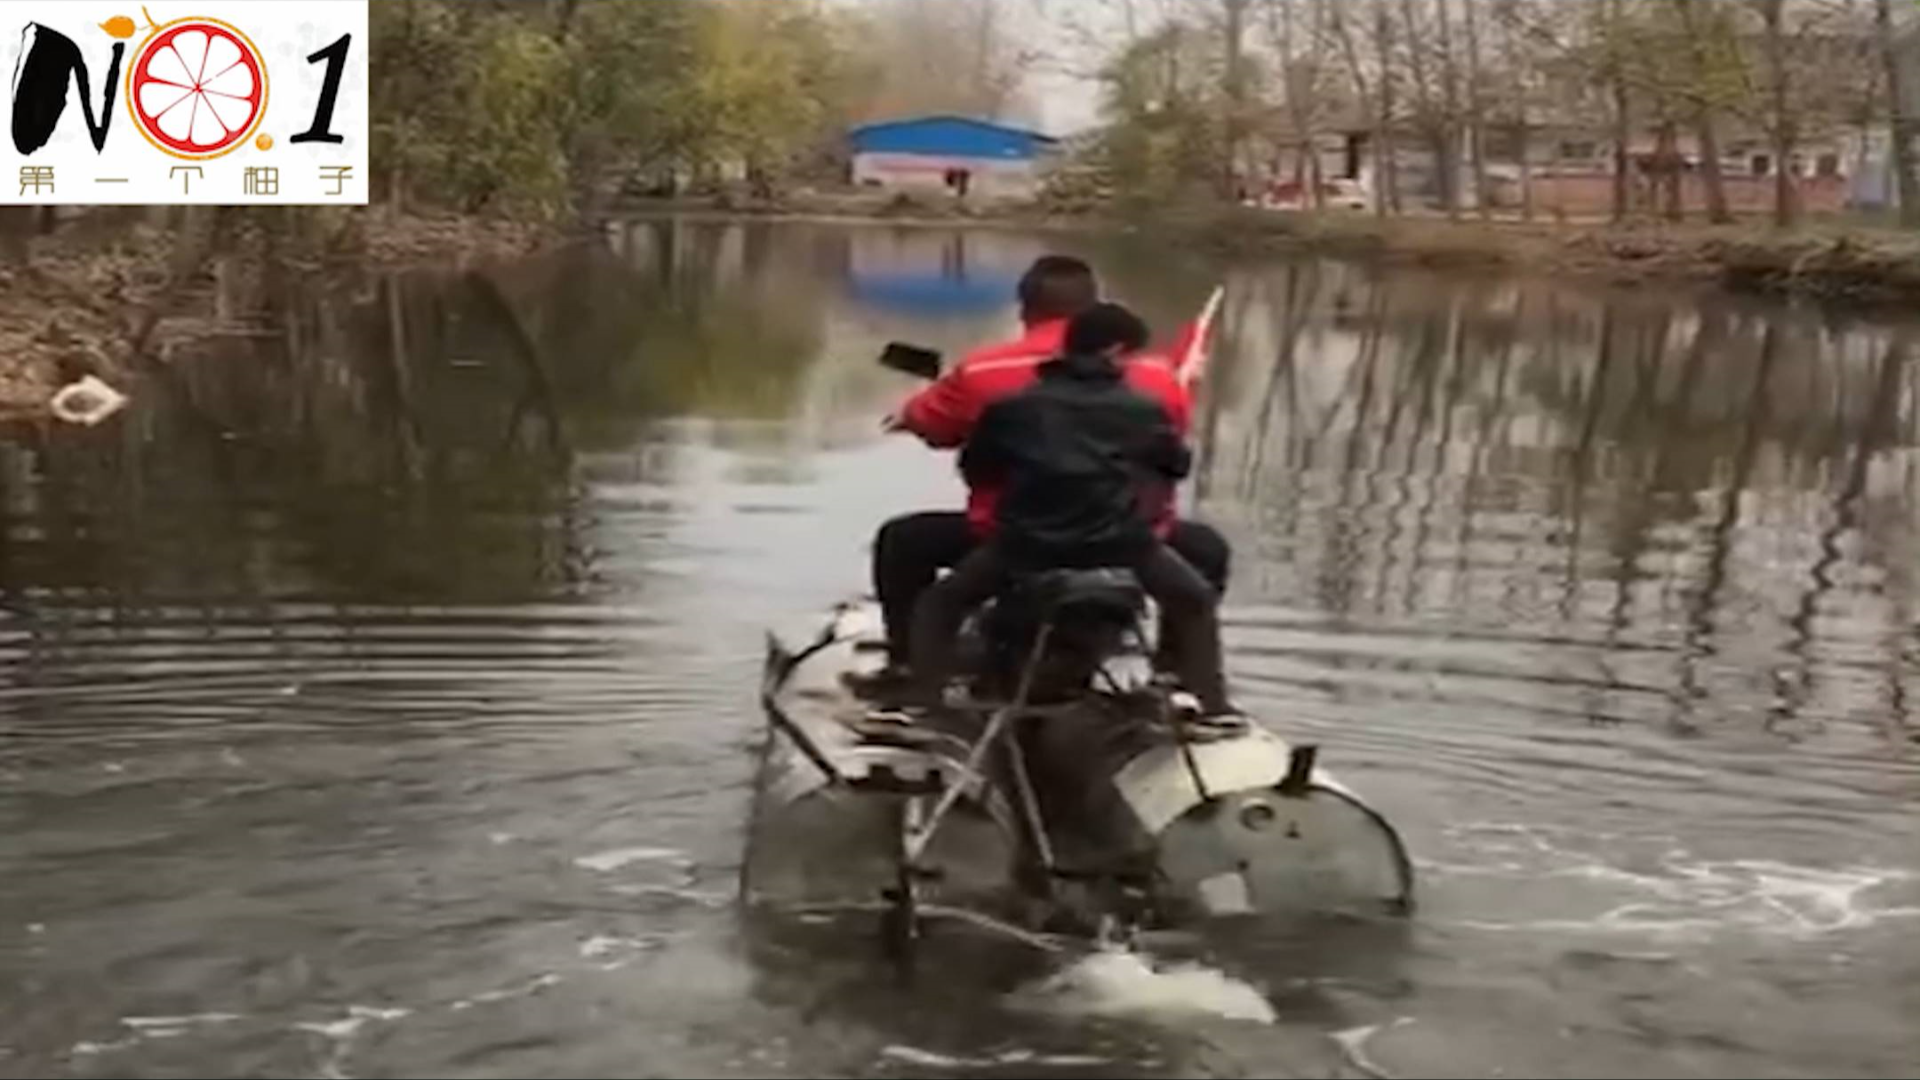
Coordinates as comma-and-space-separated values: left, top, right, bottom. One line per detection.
0, 209, 555, 420
1163, 206, 1920, 304
11, 195, 1920, 420
620, 190, 1920, 306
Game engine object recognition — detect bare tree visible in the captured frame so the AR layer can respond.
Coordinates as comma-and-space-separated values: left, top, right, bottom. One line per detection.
1399, 0, 1446, 213
858, 0, 1027, 122
1330, 0, 1400, 214
1756, 0, 1800, 226
1877, 0, 1920, 224
1263, 0, 1336, 205
1605, 0, 1634, 221
1437, 0, 1466, 218
1375, 1, 1404, 211
1222, 0, 1252, 198
1672, 0, 1735, 224
1492, 0, 1539, 220
1716, 0, 1871, 228
1463, 0, 1492, 218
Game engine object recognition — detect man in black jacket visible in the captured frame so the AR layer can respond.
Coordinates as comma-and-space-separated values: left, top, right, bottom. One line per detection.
907, 303, 1237, 717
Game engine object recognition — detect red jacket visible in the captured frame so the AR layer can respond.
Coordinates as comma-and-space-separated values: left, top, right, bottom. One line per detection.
897, 317, 1194, 537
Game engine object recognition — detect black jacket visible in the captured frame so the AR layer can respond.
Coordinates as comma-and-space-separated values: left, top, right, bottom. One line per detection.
959, 351, 1191, 567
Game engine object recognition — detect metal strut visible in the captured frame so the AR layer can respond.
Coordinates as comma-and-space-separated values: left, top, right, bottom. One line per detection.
1001, 727, 1058, 903
1171, 706, 1216, 808
903, 622, 1053, 867
881, 795, 927, 980
886, 621, 1058, 977
1130, 621, 1215, 807
759, 631, 846, 786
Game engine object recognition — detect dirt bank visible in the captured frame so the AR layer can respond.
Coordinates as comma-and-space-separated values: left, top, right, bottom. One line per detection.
0, 209, 558, 421
1158, 206, 1920, 305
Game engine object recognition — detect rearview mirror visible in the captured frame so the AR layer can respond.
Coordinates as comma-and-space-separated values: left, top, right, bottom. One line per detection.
878, 341, 942, 381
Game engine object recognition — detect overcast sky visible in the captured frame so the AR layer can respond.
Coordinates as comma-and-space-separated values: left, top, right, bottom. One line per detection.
1026, 70, 1101, 135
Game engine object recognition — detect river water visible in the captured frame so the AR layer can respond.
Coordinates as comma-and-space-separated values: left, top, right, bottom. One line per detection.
2, 219, 1917, 1079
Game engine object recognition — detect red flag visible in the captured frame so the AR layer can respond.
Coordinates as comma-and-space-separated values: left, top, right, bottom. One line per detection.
1163, 319, 1201, 375
1172, 286, 1225, 388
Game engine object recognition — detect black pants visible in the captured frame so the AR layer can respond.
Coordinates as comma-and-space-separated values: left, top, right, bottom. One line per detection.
872, 510, 1230, 665
909, 538, 1231, 713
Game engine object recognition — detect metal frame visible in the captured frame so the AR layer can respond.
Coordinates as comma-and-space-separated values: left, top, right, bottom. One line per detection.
757, 600, 1418, 973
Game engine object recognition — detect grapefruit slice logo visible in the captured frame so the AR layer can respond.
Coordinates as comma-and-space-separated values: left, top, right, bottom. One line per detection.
125, 17, 266, 159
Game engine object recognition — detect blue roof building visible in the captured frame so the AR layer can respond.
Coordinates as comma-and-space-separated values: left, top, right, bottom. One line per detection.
849, 115, 1060, 199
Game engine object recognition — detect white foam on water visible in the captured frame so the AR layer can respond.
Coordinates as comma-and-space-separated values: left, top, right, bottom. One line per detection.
579, 934, 624, 959
119, 1013, 243, 1041
1331, 1019, 1413, 1080
1007, 947, 1276, 1024
69, 1038, 137, 1057
572, 846, 689, 873
1442, 826, 1920, 939
292, 1007, 405, 1080
54, 1012, 252, 1062
605, 884, 726, 907
578, 934, 659, 960
122, 1013, 242, 1031
878, 1045, 1114, 1069
294, 1017, 368, 1040
294, 1004, 412, 1040
879, 1044, 974, 1068
995, 1049, 1111, 1066
448, 973, 563, 1011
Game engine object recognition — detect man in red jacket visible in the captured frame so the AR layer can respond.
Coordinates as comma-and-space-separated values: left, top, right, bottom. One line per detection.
861, 255, 1230, 687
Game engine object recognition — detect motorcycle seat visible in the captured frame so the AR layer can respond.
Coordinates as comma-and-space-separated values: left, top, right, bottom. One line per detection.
1007, 567, 1146, 621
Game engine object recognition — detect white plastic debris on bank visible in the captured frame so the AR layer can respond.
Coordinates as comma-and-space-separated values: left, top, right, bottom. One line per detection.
48, 375, 128, 426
